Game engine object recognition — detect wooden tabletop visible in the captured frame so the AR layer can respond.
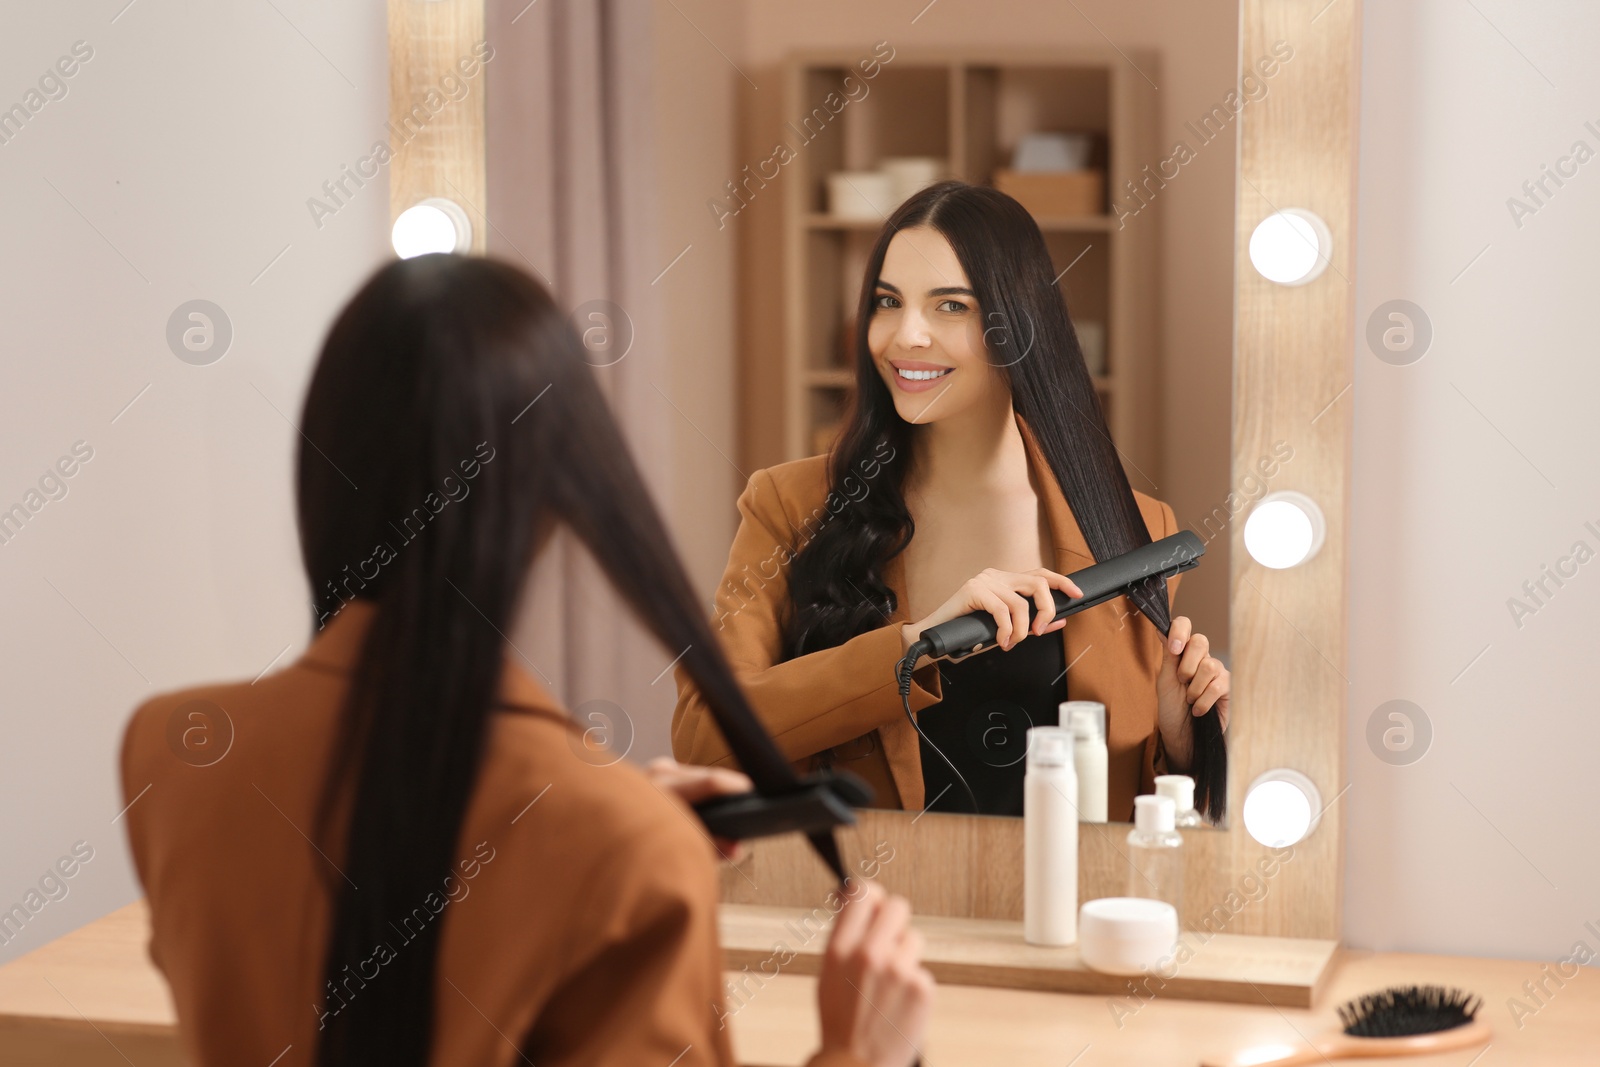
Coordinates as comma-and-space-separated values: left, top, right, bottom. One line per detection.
726, 951, 1600, 1066
1, 901, 1596, 1066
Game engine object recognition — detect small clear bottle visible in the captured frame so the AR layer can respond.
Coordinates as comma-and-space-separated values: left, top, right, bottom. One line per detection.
1126, 795, 1183, 916
1154, 774, 1203, 828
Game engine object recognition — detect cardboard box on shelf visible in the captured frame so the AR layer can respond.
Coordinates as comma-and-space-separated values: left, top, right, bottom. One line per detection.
994, 169, 1106, 218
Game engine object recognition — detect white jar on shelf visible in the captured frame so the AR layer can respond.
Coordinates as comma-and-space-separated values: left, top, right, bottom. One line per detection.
879, 156, 944, 206
826, 171, 895, 219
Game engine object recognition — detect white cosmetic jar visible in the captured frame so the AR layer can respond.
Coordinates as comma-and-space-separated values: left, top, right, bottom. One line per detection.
826, 172, 895, 219
1077, 897, 1178, 975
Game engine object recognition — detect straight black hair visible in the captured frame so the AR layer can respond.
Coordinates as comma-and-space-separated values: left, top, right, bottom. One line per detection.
297, 253, 778, 1066
782, 181, 1226, 821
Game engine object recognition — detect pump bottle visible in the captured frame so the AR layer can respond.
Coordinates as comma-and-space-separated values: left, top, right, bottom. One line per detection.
1065, 704, 1108, 822
1024, 725, 1078, 945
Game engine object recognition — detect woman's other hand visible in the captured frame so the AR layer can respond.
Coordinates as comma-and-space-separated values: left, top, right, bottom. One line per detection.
641, 757, 751, 863
899, 567, 1083, 656
818, 880, 934, 1067
1155, 615, 1230, 770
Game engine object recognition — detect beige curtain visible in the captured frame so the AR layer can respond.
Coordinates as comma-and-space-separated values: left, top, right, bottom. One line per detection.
487, 0, 677, 760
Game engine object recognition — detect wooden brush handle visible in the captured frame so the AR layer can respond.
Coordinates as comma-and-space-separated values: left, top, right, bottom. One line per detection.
1202, 1018, 1492, 1066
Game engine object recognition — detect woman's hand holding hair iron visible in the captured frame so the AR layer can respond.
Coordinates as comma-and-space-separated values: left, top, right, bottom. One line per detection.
643, 756, 752, 863
898, 567, 1083, 656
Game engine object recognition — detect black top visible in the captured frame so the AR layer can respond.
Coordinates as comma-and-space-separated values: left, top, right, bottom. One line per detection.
917, 632, 1069, 817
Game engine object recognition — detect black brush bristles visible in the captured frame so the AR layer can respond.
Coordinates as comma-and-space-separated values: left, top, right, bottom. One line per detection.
1337, 985, 1482, 1037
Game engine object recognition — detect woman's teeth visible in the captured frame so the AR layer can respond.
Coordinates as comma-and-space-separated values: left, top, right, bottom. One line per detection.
896, 367, 952, 381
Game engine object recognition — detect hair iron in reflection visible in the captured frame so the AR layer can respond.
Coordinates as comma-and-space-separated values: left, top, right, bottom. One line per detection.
693, 533, 1204, 841
902, 530, 1206, 667
895, 530, 1207, 813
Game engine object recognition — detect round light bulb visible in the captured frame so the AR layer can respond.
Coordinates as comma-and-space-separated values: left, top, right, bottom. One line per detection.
1248, 209, 1332, 285
1244, 490, 1326, 569
391, 198, 473, 259
1243, 769, 1322, 848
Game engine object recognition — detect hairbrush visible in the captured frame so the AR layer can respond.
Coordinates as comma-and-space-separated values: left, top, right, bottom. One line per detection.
1202, 984, 1489, 1066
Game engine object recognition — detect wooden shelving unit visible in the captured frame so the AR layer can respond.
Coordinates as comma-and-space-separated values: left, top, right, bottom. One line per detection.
777, 50, 1160, 480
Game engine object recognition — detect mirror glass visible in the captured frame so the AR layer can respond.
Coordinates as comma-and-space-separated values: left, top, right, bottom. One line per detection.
490, 2, 1247, 827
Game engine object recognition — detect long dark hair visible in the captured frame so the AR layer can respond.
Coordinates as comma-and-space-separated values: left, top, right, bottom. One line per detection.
298, 254, 780, 1065
782, 181, 1226, 821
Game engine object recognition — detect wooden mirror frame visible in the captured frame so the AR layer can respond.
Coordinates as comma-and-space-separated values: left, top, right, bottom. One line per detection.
386, 0, 487, 255
713, 0, 1359, 942
390, 0, 1359, 941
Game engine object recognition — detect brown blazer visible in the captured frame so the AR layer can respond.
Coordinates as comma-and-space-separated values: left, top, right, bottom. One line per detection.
673, 412, 1183, 822
119, 598, 863, 1067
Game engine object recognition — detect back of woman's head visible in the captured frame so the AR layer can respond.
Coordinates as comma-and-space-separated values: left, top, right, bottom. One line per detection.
297, 254, 765, 1065
300, 254, 566, 627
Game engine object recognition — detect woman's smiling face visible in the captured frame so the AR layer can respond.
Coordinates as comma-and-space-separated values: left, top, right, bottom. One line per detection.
867, 225, 1007, 425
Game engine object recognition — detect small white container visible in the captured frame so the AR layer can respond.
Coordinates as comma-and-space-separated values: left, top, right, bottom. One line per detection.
1075, 321, 1107, 377
1078, 897, 1179, 976
1013, 132, 1094, 172
1155, 774, 1203, 828
879, 156, 943, 205
827, 171, 895, 219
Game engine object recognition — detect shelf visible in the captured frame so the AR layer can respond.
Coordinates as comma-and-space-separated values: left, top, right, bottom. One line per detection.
806, 368, 855, 388
1033, 213, 1117, 232
807, 369, 1112, 391
803, 213, 891, 231
760, 51, 1160, 471
804, 211, 1116, 233
719, 904, 1338, 1007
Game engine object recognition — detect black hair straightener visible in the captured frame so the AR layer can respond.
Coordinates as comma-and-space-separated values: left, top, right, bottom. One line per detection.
895, 530, 1206, 813
693, 767, 874, 841
901, 531, 1206, 668
692, 531, 1204, 842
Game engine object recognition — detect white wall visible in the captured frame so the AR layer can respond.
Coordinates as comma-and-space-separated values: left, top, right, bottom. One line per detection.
1346, 0, 1600, 961
652, 0, 747, 609
0, 3, 389, 963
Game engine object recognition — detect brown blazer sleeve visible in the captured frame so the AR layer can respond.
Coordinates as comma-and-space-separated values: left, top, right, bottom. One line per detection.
529, 817, 870, 1067
1142, 499, 1185, 787
672, 466, 942, 770
527, 825, 732, 1065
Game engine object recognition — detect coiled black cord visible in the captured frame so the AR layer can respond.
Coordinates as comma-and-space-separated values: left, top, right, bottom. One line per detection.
896, 640, 980, 816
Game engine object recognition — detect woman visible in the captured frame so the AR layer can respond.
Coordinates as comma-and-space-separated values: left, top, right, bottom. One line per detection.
118, 254, 933, 1067
674, 181, 1229, 823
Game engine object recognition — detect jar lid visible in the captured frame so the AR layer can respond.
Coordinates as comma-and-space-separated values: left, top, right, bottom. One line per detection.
1078, 897, 1178, 941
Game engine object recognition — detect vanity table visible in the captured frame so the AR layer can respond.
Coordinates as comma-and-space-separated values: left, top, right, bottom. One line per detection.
0, 900, 1595, 1066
